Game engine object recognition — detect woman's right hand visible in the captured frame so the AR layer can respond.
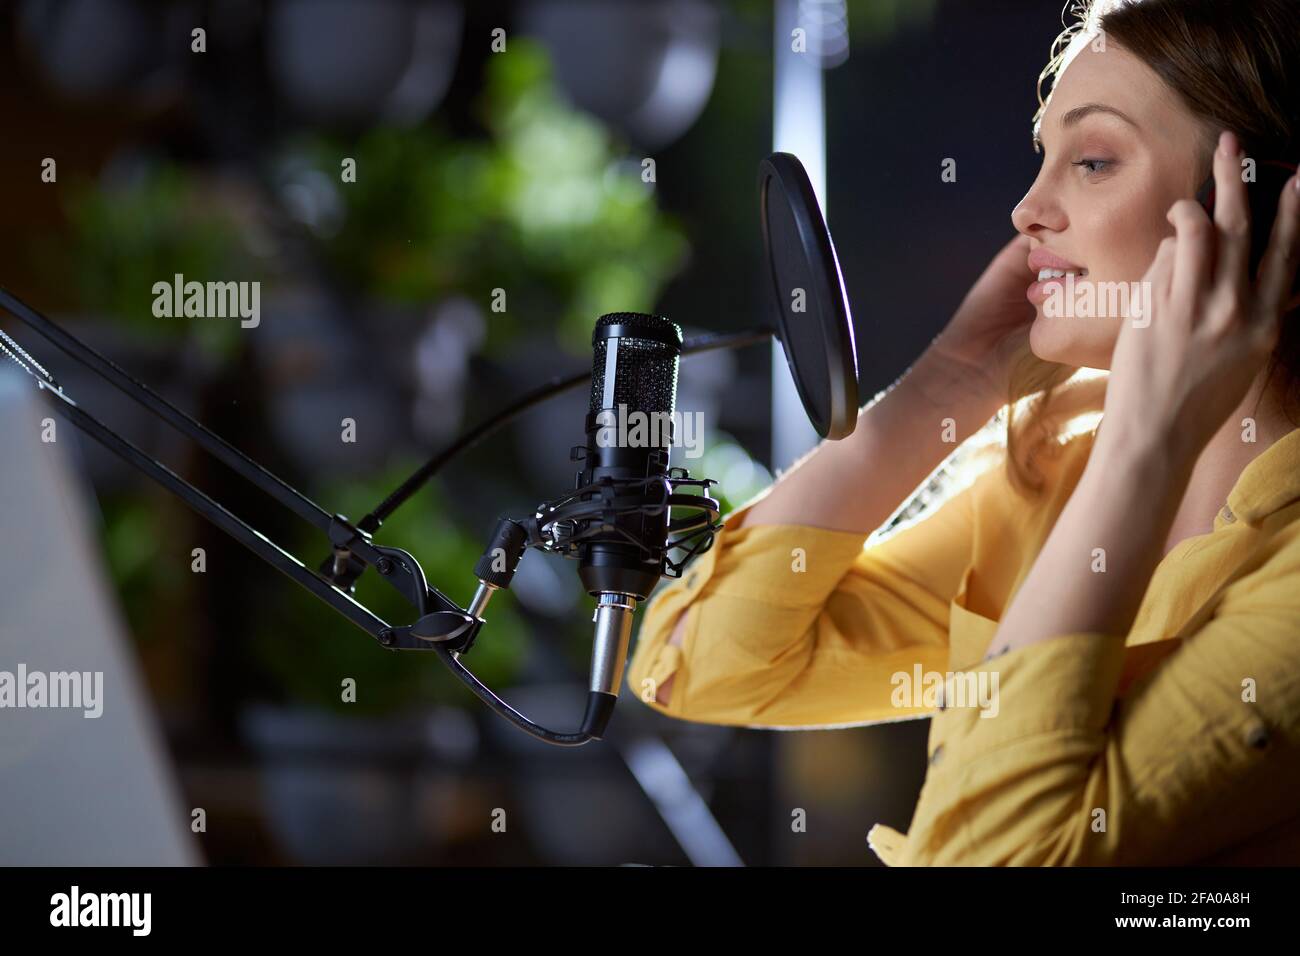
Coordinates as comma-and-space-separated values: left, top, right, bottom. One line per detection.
924, 234, 1038, 406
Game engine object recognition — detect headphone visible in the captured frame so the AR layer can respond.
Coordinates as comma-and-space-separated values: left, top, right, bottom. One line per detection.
1195, 155, 1300, 305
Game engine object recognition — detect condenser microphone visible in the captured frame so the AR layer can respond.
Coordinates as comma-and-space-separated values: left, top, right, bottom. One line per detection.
577, 312, 683, 700
459, 310, 714, 740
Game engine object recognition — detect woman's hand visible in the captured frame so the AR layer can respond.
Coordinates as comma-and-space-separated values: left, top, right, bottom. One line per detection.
927, 233, 1038, 406
1099, 130, 1300, 461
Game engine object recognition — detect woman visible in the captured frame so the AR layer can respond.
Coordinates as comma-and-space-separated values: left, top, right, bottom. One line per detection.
625, 0, 1300, 865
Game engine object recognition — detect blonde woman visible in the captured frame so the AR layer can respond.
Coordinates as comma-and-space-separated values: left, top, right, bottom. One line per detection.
626, 0, 1300, 865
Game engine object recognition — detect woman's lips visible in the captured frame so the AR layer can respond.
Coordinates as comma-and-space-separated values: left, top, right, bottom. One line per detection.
1027, 276, 1066, 305
1026, 249, 1088, 307
1026, 272, 1088, 306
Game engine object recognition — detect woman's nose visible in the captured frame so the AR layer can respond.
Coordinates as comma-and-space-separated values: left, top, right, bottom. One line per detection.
1011, 183, 1066, 237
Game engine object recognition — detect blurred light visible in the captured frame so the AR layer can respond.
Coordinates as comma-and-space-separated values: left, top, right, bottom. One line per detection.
268, 0, 462, 128
423, 705, 479, 762
413, 297, 485, 445
519, 0, 720, 150
274, 159, 345, 237
799, 0, 850, 69
603, 157, 653, 196
772, 0, 825, 470
514, 173, 603, 230
701, 439, 772, 507
384, 1, 467, 125
510, 551, 582, 618
17, 0, 192, 109
621, 737, 744, 867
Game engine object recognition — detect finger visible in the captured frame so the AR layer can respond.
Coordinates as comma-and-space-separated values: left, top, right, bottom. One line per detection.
1210, 130, 1252, 293
1135, 236, 1176, 325
1253, 169, 1300, 319
1149, 235, 1177, 297
1165, 200, 1214, 313
997, 233, 1033, 276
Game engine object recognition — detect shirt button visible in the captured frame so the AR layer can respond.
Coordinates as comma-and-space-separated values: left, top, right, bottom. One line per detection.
1243, 721, 1270, 750
928, 744, 944, 766
1220, 503, 1236, 524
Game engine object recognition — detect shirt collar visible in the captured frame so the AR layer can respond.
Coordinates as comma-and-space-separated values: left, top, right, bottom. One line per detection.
1226, 426, 1300, 525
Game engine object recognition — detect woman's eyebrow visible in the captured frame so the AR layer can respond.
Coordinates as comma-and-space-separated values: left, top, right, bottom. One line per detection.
1059, 102, 1140, 130
1034, 102, 1138, 153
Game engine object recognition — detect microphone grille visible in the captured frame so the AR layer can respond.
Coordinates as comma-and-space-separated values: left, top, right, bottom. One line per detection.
590, 313, 682, 416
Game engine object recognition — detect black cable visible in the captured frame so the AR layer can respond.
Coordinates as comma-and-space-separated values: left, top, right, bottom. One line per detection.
436, 648, 596, 746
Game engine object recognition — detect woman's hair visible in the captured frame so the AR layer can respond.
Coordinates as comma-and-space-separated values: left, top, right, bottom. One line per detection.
1003, 0, 1300, 498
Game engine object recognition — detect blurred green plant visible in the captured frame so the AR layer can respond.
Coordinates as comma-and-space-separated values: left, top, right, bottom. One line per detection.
50, 164, 264, 360
286, 38, 689, 353
695, 433, 774, 516
96, 492, 190, 644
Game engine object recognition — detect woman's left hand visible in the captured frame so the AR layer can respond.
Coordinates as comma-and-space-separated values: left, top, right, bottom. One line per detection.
1100, 129, 1300, 461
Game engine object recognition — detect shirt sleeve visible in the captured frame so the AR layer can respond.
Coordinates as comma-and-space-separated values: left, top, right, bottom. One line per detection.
896, 535, 1300, 865
624, 452, 1005, 729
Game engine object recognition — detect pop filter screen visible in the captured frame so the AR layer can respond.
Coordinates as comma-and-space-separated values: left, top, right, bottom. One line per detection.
758, 152, 858, 440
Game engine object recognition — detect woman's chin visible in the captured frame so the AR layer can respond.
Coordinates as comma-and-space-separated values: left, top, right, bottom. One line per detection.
1028, 314, 1114, 369
1027, 313, 1070, 362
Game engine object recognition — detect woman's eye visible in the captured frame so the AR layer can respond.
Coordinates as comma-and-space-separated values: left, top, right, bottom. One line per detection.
1072, 158, 1112, 176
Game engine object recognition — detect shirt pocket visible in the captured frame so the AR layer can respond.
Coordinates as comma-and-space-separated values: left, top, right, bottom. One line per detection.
946, 563, 1000, 672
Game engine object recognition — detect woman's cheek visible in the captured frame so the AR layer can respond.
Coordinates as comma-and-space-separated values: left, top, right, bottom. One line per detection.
1090, 199, 1175, 284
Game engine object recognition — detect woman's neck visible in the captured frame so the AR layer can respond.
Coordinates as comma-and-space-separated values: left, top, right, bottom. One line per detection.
1160, 374, 1296, 559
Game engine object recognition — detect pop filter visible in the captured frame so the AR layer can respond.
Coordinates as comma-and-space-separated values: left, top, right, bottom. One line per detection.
758, 152, 859, 440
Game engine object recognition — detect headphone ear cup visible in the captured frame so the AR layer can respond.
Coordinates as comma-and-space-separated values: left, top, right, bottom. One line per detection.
1244, 160, 1300, 288
1191, 162, 1298, 294
1259, 161, 1300, 296
1195, 172, 1216, 216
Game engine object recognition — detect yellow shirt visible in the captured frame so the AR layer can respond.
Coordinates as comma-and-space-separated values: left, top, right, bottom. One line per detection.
625, 424, 1300, 865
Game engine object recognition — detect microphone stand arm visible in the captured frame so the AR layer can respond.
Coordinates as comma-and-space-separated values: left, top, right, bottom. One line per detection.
0, 286, 737, 746
0, 288, 462, 651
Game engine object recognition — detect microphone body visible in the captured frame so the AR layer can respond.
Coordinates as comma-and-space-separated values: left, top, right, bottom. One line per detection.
578, 312, 682, 698
578, 312, 682, 599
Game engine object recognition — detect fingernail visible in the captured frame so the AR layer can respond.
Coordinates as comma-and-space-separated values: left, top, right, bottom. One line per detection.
1219, 130, 1244, 159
